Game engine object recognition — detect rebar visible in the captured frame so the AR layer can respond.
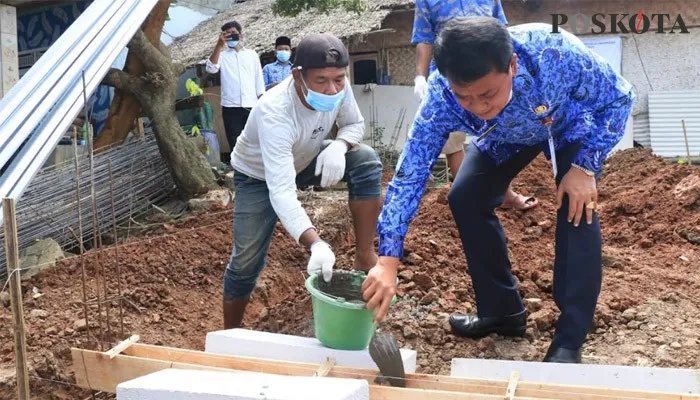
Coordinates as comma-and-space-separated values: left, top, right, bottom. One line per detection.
73, 126, 91, 344
108, 160, 125, 338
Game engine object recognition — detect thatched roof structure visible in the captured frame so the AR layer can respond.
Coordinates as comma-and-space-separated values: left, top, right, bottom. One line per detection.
170, 0, 414, 66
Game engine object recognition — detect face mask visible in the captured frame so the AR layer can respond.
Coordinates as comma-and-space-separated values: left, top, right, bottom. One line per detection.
227, 40, 239, 48
276, 50, 291, 63
299, 73, 345, 112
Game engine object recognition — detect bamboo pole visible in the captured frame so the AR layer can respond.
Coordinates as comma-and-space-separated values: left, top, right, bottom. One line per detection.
3, 198, 30, 400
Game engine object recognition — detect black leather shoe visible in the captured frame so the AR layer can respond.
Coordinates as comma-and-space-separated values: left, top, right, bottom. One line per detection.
449, 310, 527, 338
543, 345, 582, 363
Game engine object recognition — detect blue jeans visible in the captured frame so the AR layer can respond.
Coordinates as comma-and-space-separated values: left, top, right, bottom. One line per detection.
448, 141, 602, 350
223, 141, 383, 300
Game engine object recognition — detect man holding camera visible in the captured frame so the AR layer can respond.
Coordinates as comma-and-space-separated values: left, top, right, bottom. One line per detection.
206, 21, 265, 155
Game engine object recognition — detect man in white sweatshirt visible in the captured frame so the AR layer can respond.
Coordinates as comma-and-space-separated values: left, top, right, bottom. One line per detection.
222, 33, 383, 329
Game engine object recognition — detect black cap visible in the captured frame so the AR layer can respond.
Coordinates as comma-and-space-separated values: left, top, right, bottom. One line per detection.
293, 33, 349, 70
275, 36, 291, 47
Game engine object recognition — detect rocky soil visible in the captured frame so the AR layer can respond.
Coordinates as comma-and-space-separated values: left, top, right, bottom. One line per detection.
0, 149, 699, 398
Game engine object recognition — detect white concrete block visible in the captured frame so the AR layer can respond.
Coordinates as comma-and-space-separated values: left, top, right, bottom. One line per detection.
451, 358, 700, 394
117, 368, 369, 400
205, 329, 417, 373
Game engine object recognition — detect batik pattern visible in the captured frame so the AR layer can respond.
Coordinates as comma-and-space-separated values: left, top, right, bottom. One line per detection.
412, 0, 508, 45
378, 23, 635, 258
263, 61, 292, 88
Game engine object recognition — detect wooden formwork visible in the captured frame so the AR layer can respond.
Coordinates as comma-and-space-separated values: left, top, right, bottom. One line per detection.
71, 340, 699, 400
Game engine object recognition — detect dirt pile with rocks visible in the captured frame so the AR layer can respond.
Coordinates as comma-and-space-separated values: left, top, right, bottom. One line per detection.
0, 149, 699, 398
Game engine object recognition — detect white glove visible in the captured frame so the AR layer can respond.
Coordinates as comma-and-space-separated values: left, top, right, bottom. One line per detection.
314, 140, 347, 187
307, 240, 335, 282
414, 75, 428, 101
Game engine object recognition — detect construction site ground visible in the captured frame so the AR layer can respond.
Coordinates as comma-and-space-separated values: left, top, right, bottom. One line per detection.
1, 148, 700, 399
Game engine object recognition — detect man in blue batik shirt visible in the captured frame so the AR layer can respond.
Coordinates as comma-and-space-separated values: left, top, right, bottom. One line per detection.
363, 17, 635, 363
412, 0, 538, 212
263, 36, 293, 89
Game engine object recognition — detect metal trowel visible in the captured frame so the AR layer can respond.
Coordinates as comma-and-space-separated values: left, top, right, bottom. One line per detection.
368, 330, 406, 388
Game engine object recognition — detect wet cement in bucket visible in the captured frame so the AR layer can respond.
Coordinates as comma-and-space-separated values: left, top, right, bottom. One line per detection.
314, 270, 367, 304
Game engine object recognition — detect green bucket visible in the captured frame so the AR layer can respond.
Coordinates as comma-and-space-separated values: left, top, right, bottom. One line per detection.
305, 270, 394, 350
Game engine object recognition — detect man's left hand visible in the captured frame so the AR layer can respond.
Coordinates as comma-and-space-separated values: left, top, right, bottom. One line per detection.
557, 167, 597, 227
314, 140, 347, 187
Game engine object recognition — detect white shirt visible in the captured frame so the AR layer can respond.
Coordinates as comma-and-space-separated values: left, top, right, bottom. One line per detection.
206, 47, 265, 108
232, 76, 365, 243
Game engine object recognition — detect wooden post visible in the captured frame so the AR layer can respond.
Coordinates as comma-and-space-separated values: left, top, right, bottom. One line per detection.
681, 120, 692, 165
2, 198, 30, 400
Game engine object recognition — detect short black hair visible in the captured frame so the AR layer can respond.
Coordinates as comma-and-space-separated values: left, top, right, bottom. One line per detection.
275, 36, 291, 48
221, 21, 242, 33
434, 16, 513, 84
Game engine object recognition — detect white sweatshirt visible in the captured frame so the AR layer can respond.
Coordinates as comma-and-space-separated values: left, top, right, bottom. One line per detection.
205, 47, 265, 108
231, 76, 365, 243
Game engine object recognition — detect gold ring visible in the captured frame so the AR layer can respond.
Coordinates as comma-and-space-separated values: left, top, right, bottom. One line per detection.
586, 201, 597, 210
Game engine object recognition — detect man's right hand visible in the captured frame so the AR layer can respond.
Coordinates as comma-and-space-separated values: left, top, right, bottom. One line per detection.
218, 32, 228, 48
362, 257, 399, 323
414, 75, 428, 101
307, 240, 335, 282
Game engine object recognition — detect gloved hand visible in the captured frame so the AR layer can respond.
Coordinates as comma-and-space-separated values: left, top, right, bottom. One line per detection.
307, 240, 335, 282
414, 75, 428, 101
314, 140, 347, 187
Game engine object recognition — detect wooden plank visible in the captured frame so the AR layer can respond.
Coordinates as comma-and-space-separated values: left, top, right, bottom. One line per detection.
71, 348, 551, 400
3, 198, 30, 400
506, 371, 519, 400
104, 335, 140, 359
122, 344, 698, 400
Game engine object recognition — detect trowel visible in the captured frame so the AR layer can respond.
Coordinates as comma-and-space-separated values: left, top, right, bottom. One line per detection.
368, 330, 406, 388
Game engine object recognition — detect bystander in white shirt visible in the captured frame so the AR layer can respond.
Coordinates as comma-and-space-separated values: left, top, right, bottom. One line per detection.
206, 47, 265, 108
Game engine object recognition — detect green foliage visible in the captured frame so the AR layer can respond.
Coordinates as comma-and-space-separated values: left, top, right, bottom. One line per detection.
272, 0, 366, 17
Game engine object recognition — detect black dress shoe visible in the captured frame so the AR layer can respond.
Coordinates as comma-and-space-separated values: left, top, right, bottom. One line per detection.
449, 310, 527, 338
543, 345, 582, 363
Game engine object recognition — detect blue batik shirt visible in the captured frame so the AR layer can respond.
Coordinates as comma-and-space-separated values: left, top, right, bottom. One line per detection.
412, 0, 508, 73
263, 61, 293, 89
378, 23, 635, 258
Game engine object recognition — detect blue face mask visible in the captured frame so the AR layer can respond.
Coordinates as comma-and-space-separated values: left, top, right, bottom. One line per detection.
300, 74, 345, 113
276, 50, 291, 63
227, 40, 239, 48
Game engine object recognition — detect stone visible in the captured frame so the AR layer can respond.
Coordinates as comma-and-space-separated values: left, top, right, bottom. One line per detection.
403, 326, 418, 339
530, 309, 556, 331
19, 239, 65, 280
649, 336, 666, 345
28, 309, 48, 319
0, 291, 9, 307
419, 291, 439, 305
671, 341, 682, 350
187, 189, 232, 211
524, 298, 542, 312
44, 327, 57, 335
74, 318, 87, 332
412, 273, 436, 290
621, 308, 637, 321
398, 270, 414, 282
672, 175, 700, 207
627, 321, 642, 329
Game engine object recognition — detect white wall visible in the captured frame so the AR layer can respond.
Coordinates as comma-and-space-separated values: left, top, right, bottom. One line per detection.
352, 84, 419, 152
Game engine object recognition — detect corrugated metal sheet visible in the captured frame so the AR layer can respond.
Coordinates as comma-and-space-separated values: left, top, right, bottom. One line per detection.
648, 91, 700, 157
633, 112, 651, 148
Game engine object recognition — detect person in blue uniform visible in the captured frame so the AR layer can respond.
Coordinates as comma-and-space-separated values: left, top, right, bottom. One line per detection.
412, 0, 537, 211
263, 36, 293, 89
363, 17, 635, 363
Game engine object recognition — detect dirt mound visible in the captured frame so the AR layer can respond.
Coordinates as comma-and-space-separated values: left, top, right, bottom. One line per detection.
1, 149, 699, 398
256, 149, 700, 374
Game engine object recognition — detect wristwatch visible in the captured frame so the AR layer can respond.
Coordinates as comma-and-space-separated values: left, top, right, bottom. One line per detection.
571, 163, 595, 177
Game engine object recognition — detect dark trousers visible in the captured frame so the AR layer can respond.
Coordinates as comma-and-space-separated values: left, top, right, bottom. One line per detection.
222, 107, 251, 152
448, 141, 602, 349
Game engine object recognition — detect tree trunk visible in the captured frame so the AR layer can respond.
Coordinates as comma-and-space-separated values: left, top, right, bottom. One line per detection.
102, 29, 217, 199
94, 0, 171, 149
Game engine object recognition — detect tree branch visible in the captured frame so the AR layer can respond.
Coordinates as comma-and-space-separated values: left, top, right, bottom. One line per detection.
172, 62, 186, 77
127, 30, 171, 73
157, 41, 172, 58
102, 68, 143, 95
